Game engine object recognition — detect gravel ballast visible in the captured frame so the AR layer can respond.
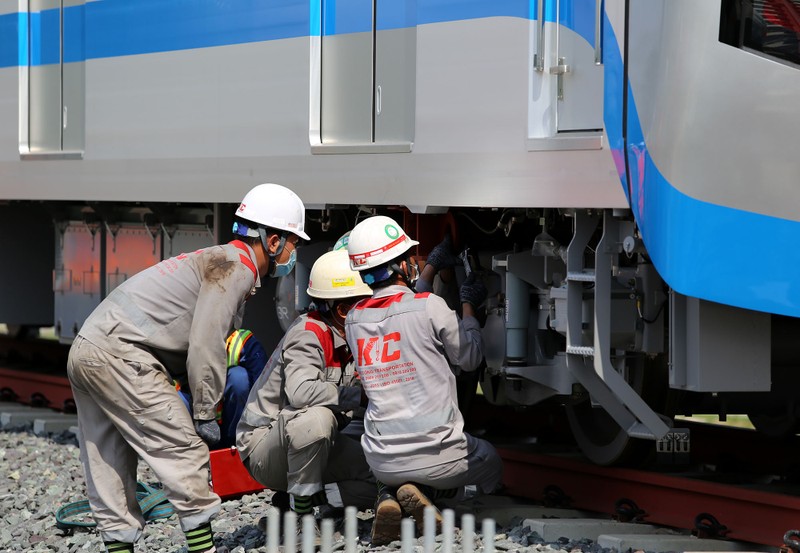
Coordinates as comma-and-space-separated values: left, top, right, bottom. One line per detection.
0, 427, 595, 553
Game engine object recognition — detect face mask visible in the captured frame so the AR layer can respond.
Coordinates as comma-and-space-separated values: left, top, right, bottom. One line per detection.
271, 248, 297, 278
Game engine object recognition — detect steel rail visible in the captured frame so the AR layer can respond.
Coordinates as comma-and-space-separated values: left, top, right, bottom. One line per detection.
499, 447, 800, 547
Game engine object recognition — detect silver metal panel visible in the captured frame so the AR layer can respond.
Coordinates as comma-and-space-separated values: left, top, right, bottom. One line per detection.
0, 1, 19, 17
556, 25, 603, 131
31, 0, 60, 10
670, 293, 771, 392
54, 223, 102, 343
0, 151, 626, 208
527, 132, 603, 151
605, 0, 626, 63
629, 0, 800, 222
87, 39, 311, 160
528, 20, 557, 139
28, 64, 62, 153
416, 17, 530, 153
321, 31, 373, 144
105, 226, 161, 294
0, 70, 18, 161
374, 26, 416, 143
62, 61, 84, 152
310, 142, 412, 154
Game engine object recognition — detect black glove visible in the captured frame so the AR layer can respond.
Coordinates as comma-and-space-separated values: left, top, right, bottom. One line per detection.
459, 274, 488, 308
332, 411, 352, 431
425, 236, 459, 272
194, 419, 221, 447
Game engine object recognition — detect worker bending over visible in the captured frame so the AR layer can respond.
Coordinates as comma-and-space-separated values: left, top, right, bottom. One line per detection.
66, 183, 308, 553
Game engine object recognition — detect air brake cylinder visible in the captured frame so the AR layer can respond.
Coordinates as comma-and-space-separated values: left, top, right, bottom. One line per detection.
505, 270, 530, 365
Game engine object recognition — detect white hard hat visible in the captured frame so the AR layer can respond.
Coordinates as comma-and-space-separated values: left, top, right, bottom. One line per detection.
234, 183, 310, 241
347, 215, 418, 271
307, 250, 372, 299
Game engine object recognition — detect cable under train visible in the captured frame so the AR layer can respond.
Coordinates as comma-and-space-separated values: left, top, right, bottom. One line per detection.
1, 0, 799, 464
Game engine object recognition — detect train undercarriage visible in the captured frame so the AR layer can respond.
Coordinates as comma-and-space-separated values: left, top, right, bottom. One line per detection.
2, 200, 799, 465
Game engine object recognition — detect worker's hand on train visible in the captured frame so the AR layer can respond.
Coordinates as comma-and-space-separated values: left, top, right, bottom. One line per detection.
426, 235, 459, 272
194, 419, 221, 447
459, 274, 487, 308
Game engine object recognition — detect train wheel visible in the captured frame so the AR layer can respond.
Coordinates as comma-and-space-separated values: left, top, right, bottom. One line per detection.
565, 354, 669, 466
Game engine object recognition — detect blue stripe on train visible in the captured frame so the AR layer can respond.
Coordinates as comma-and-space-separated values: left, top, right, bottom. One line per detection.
0, 0, 597, 68
603, 13, 800, 317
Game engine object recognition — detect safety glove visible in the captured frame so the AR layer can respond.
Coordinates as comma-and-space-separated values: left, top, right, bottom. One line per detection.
194, 419, 221, 447
459, 274, 488, 308
425, 235, 460, 272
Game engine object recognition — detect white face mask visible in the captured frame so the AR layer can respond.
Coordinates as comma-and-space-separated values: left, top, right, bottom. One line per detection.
271, 248, 297, 278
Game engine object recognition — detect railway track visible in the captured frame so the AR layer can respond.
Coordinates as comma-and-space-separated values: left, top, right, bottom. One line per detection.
1, 337, 797, 550
0, 420, 773, 553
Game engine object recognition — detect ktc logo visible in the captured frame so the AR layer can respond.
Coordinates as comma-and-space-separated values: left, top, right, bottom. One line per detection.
357, 332, 401, 365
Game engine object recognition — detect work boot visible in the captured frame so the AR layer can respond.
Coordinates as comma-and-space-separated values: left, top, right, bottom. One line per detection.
370, 492, 403, 546
397, 483, 442, 536
315, 503, 345, 534
257, 490, 291, 532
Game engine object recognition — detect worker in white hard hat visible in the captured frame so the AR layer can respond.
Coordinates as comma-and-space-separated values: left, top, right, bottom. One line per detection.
345, 215, 504, 546
66, 183, 308, 553
236, 249, 376, 538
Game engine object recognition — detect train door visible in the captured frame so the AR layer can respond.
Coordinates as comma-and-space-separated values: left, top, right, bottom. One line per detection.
318, 0, 415, 149
530, 0, 604, 138
26, 0, 85, 155
553, 0, 604, 132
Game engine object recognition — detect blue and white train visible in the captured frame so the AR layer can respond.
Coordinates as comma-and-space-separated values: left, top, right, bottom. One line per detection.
1, 0, 798, 463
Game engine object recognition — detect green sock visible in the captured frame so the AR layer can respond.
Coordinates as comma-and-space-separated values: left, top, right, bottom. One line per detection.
185, 522, 215, 553
291, 494, 314, 515
104, 542, 134, 553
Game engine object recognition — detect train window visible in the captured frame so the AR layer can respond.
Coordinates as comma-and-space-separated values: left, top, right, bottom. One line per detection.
719, 0, 800, 67
23, 0, 85, 158
313, 0, 415, 153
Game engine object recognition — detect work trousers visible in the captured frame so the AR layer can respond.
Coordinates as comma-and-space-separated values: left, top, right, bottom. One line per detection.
371, 433, 503, 496
67, 336, 221, 544
242, 406, 375, 510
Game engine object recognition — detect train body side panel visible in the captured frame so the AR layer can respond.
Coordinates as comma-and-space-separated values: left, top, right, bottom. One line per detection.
604, 0, 800, 317
0, 2, 625, 210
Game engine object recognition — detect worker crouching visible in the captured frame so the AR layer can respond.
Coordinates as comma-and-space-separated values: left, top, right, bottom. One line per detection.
236, 249, 376, 541
345, 215, 504, 545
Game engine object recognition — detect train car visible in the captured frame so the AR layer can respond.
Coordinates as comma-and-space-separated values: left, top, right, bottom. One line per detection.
0, 0, 798, 465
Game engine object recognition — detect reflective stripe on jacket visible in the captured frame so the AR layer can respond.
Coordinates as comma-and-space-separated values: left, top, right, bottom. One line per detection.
226, 329, 253, 368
